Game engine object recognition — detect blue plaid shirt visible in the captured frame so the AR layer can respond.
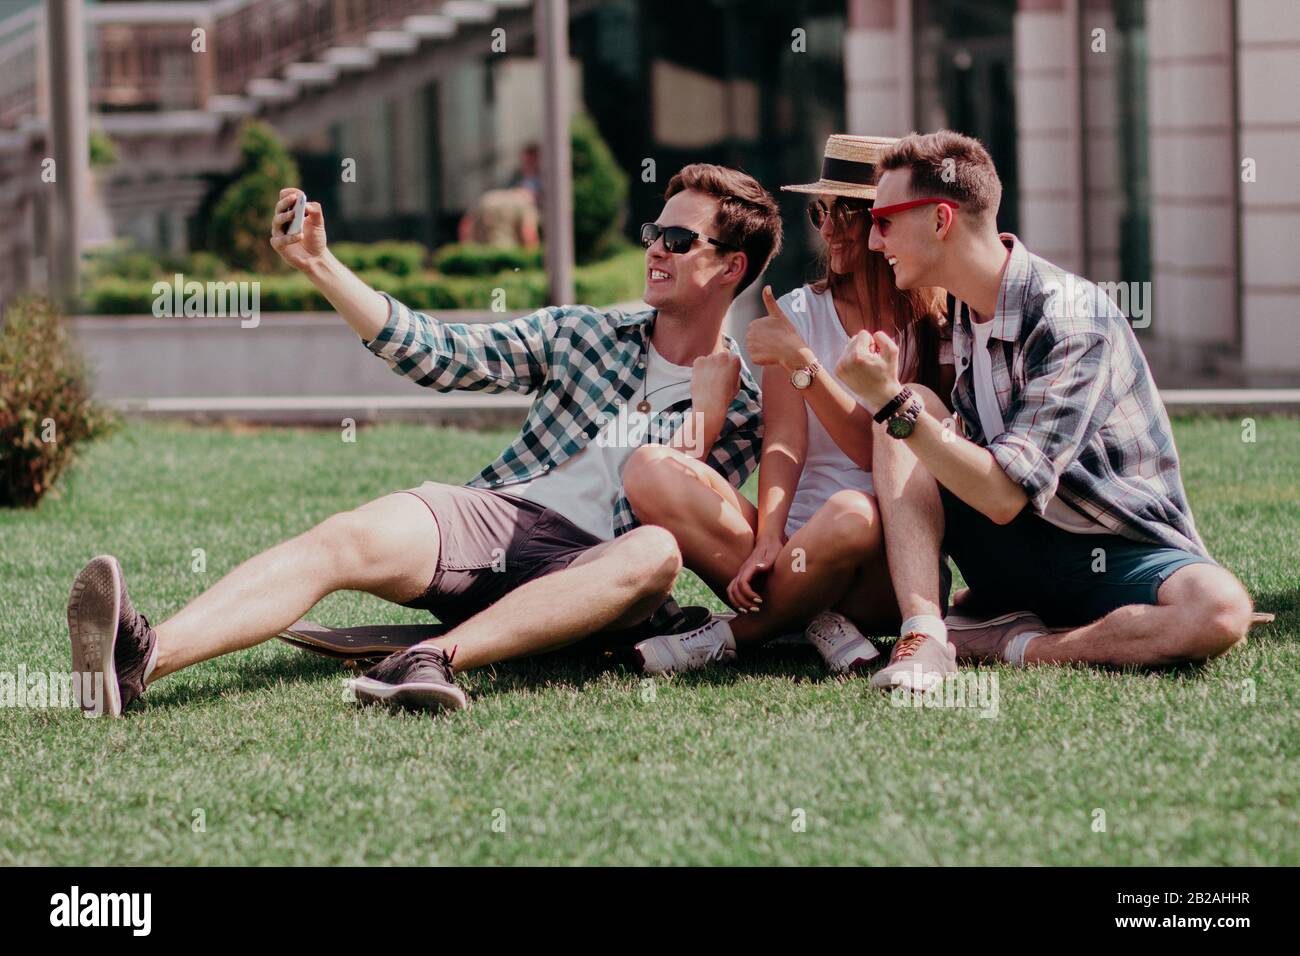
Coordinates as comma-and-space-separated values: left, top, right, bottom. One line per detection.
364, 293, 763, 537
950, 236, 1208, 557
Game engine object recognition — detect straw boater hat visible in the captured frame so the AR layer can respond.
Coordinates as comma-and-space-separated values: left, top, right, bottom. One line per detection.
781, 134, 898, 200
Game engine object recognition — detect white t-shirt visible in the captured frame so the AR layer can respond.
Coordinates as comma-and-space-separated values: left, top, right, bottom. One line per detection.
968, 315, 1109, 534
779, 286, 878, 536
506, 342, 694, 540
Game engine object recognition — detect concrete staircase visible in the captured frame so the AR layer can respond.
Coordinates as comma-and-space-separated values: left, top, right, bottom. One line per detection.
0, 0, 554, 309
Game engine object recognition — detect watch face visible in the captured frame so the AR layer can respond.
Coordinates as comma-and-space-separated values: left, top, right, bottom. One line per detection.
791, 369, 812, 389
887, 415, 915, 438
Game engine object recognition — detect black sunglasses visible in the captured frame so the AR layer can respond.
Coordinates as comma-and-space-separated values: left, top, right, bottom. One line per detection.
806, 198, 872, 230
640, 222, 740, 255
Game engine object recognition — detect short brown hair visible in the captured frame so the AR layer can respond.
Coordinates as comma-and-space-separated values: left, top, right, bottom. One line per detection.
878, 130, 1002, 220
664, 163, 783, 297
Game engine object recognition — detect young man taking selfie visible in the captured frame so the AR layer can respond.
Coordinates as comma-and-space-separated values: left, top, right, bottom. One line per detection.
65, 165, 781, 716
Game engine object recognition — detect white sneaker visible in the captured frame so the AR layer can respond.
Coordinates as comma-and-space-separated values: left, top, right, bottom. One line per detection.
804, 610, 880, 673
634, 615, 737, 675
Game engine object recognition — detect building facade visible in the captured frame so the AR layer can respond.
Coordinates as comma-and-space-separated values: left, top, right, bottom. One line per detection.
1, 0, 1294, 386
846, 0, 1299, 385
246, 0, 1300, 385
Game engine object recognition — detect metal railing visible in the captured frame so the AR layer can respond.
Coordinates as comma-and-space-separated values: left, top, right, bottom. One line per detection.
0, 0, 451, 128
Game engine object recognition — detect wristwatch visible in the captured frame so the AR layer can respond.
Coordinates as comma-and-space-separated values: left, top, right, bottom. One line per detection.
790, 361, 821, 390
885, 397, 923, 439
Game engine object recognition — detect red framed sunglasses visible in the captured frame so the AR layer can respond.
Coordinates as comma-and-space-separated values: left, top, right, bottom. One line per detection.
869, 198, 961, 236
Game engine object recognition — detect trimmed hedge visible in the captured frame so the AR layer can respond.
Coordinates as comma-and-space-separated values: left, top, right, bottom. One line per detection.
83, 244, 231, 284
332, 241, 427, 277
431, 243, 543, 277
78, 245, 646, 315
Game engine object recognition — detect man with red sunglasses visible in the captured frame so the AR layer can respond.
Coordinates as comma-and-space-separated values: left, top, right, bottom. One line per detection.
833, 130, 1252, 688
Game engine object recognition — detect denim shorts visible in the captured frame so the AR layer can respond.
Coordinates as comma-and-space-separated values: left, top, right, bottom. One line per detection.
939, 488, 1215, 627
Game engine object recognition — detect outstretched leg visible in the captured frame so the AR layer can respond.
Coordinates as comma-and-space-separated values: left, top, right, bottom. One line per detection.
150, 491, 440, 681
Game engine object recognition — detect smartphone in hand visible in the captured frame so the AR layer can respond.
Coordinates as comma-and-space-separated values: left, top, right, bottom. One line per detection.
284, 192, 306, 236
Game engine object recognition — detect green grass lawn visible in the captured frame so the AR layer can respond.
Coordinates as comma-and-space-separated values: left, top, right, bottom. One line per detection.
1, 418, 1296, 865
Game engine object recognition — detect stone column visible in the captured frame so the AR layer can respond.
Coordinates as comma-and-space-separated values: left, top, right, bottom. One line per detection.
1236, 0, 1300, 381
1145, 0, 1237, 363
844, 0, 911, 135
1014, 0, 1085, 272
1081, 0, 1122, 283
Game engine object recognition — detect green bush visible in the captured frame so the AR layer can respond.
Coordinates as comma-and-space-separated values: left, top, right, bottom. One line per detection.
432, 243, 543, 276
385, 274, 462, 312
573, 244, 645, 307
369, 242, 427, 277
332, 242, 427, 277
208, 122, 300, 273
182, 251, 230, 279
571, 113, 628, 264
241, 273, 328, 312
441, 273, 550, 310
0, 296, 116, 507
78, 278, 153, 314
82, 243, 163, 282
76, 244, 646, 315
388, 273, 547, 311
89, 128, 118, 169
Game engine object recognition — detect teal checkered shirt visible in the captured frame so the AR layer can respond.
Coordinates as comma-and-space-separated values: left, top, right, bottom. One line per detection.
364, 292, 763, 537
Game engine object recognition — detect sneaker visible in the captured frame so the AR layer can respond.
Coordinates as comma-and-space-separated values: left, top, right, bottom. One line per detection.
67, 555, 157, 717
804, 611, 880, 673
869, 631, 957, 692
348, 645, 467, 713
633, 614, 737, 675
945, 610, 1047, 664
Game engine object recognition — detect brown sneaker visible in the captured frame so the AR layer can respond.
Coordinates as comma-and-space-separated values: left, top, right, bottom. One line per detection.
869, 632, 957, 692
67, 555, 157, 717
945, 610, 1047, 664
347, 645, 468, 714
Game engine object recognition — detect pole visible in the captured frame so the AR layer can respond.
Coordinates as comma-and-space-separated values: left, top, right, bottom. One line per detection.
535, 0, 574, 305
46, 0, 90, 307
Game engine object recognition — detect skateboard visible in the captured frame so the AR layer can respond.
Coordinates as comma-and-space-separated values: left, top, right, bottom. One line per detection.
277, 605, 715, 668
278, 619, 447, 668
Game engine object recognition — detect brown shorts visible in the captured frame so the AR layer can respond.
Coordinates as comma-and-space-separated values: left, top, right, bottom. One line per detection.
398, 483, 604, 628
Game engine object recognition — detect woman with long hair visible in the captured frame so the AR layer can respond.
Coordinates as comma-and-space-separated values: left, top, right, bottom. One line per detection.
625, 135, 955, 675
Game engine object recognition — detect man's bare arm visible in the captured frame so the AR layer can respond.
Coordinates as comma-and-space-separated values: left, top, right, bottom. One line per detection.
837, 328, 1028, 523
891, 409, 1027, 523
270, 189, 390, 341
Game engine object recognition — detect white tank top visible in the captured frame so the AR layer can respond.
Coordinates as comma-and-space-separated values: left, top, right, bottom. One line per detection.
778, 285, 878, 536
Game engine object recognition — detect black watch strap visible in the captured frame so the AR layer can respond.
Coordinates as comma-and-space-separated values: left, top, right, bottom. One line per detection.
873, 385, 914, 424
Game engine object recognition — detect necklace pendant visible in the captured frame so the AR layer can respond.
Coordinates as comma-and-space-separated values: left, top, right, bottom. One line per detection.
635, 400, 652, 414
